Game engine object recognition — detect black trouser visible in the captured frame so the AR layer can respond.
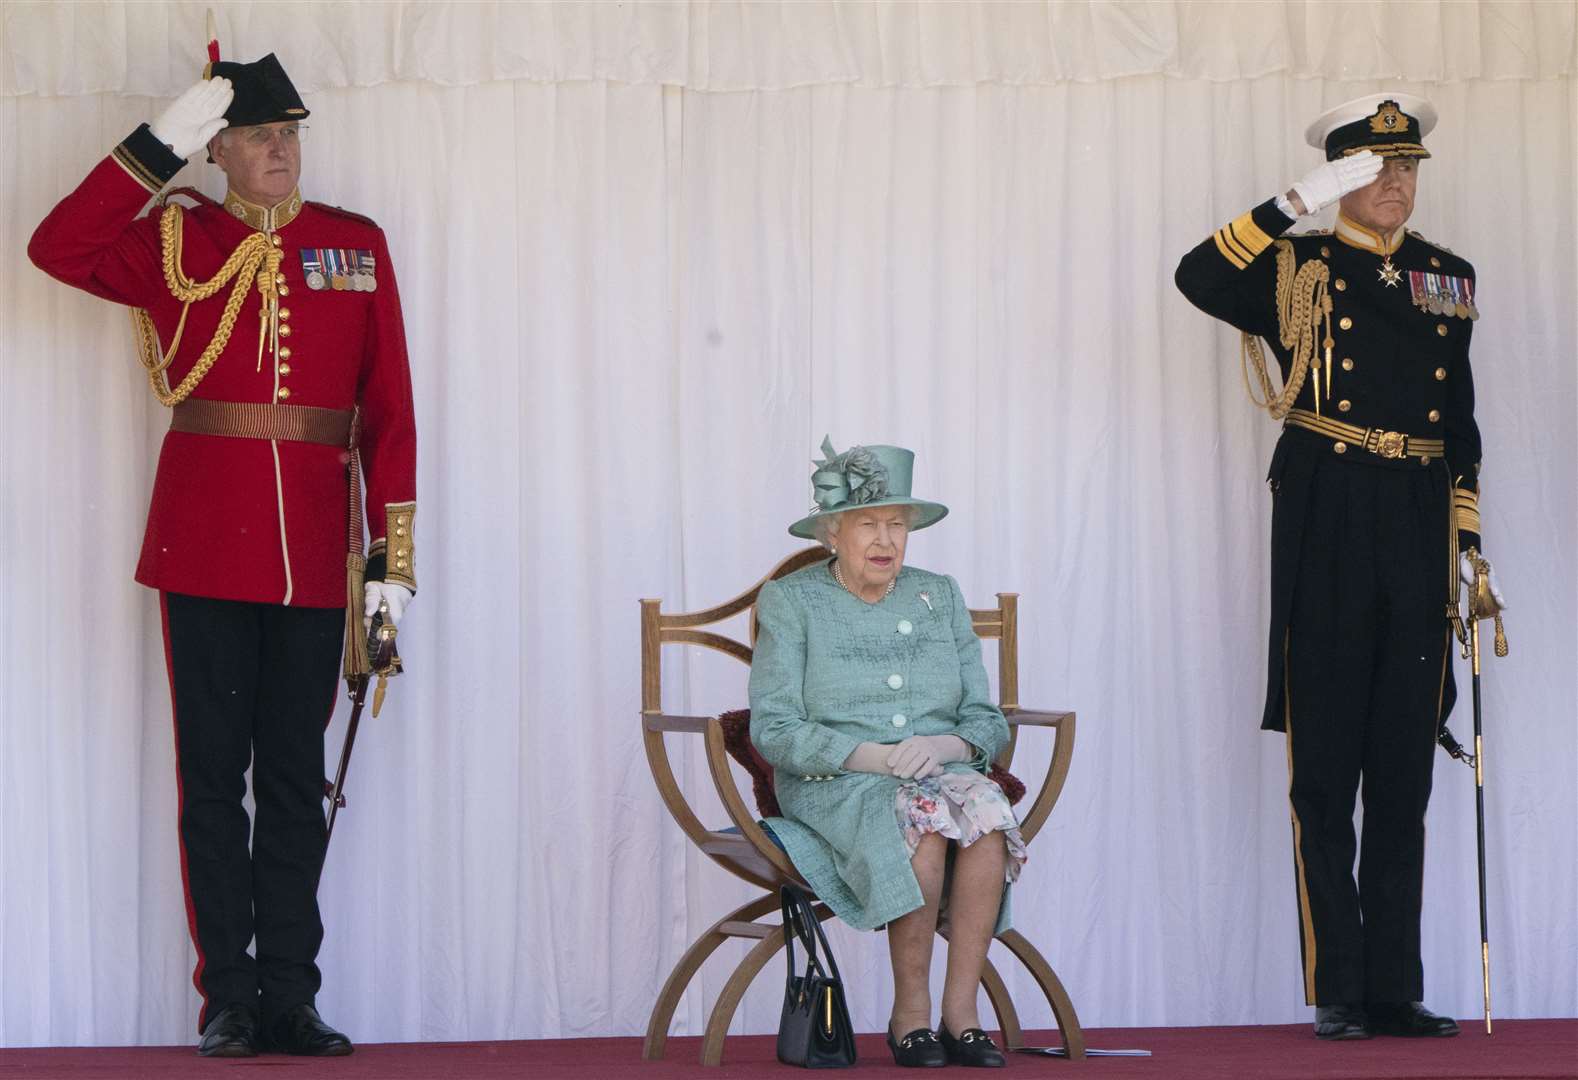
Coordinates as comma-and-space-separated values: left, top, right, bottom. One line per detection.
1282, 456, 1451, 1007
160, 592, 342, 1032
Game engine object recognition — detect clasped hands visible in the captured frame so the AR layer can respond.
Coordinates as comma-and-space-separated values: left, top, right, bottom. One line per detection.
843, 734, 971, 780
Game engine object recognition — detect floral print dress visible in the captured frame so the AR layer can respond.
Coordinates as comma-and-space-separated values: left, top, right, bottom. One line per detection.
895, 772, 1027, 882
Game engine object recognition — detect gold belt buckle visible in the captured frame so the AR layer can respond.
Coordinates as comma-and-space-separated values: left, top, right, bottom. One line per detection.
1374, 430, 1406, 459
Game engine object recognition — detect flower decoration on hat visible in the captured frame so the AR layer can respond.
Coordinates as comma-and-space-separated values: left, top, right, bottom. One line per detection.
810, 436, 889, 514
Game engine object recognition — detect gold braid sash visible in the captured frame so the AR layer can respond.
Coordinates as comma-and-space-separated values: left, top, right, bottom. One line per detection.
1241, 239, 1334, 420
130, 204, 284, 407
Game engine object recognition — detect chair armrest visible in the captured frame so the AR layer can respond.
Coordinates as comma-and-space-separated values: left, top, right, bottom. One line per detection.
1002, 707, 1074, 728
996, 707, 1076, 844
643, 712, 712, 733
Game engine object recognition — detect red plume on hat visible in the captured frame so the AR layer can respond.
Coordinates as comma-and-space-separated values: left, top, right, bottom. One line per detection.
203, 9, 220, 77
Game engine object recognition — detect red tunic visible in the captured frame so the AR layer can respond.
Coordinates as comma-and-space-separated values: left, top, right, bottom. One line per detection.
29, 125, 417, 609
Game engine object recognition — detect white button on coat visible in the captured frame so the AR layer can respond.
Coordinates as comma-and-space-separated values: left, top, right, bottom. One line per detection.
892, 713, 908, 727
887, 674, 904, 690
897, 619, 913, 635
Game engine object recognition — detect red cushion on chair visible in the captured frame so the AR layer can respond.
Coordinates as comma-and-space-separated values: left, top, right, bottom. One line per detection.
717, 709, 1027, 816
987, 762, 1026, 805
718, 709, 782, 818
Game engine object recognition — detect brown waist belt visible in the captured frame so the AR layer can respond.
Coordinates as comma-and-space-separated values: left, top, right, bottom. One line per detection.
1284, 408, 1443, 463
171, 399, 355, 447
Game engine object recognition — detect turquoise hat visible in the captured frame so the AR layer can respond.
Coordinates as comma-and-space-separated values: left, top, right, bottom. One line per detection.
787, 436, 949, 539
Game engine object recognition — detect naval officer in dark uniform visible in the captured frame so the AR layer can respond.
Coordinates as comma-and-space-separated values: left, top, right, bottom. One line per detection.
1174, 94, 1505, 1041
29, 53, 418, 1057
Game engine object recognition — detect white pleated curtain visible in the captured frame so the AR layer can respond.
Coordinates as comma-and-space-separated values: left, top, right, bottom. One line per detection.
1, 0, 1574, 1048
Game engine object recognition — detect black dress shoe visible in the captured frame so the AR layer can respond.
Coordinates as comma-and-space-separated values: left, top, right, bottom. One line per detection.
886, 1027, 946, 1067
197, 1004, 260, 1057
264, 1004, 354, 1056
939, 1025, 1006, 1067
1314, 1003, 1371, 1040
1368, 1001, 1460, 1038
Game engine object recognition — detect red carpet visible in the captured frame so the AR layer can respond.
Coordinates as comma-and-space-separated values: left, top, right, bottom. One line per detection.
2, 1021, 1573, 1080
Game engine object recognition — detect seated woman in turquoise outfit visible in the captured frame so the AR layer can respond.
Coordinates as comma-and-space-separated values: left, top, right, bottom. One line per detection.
750, 438, 1025, 1070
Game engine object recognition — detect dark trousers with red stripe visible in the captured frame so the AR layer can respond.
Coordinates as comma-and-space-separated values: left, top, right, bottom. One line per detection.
161, 592, 342, 1032
1280, 456, 1452, 1007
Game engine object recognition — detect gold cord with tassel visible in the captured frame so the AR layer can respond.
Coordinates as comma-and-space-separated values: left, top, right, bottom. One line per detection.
1241, 239, 1334, 420
130, 204, 281, 406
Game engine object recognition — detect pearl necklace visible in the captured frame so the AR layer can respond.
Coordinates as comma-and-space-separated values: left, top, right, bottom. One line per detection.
832, 561, 897, 600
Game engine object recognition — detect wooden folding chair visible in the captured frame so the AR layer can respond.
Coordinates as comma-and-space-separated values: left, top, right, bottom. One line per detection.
641, 547, 1085, 1066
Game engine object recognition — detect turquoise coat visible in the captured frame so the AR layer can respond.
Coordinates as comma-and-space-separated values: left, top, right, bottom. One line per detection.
749, 561, 1011, 931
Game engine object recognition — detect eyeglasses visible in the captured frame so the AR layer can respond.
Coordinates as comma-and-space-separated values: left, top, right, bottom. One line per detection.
237, 124, 308, 148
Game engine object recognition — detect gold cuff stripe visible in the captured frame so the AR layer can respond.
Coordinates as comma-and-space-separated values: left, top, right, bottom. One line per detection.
1213, 230, 1250, 270
1217, 222, 1254, 264
384, 501, 415, 590
1228, 211, 1275, 258
110, 144, 165, 194
1454, 487, 1480, 532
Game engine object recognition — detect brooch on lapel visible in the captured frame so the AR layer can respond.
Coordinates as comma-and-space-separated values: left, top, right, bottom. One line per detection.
918, 592, 933, 612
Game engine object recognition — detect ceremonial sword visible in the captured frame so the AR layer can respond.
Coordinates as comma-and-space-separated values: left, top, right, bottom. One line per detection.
325, 601, 402, 845
1444, 552, 1508, 1035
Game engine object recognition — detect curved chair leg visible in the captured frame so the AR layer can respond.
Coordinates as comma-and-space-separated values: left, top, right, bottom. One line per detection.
996, 928, 1085, 1060
979, 956, 1024, 1049
644, 893, 779, 1061
701, 928, 788, 1066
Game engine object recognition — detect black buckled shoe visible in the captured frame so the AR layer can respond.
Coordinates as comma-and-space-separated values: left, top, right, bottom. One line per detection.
940, 1025, 1006, 1068
1314, 1003, 1371, 1040
886, 1027, 946, 1067
264, 1004, 354, 1056
197, 1004, 260, 1057
1368, 1001, 1460, 1038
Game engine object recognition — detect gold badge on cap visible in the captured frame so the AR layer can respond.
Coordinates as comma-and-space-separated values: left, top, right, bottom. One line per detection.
1369, 101, 1409, 134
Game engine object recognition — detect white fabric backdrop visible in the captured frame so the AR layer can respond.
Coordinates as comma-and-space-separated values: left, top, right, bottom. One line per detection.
2, 0, 1574, 1049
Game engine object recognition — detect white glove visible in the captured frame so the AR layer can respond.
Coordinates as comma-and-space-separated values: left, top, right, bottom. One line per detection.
364, 581, 413, 630
149, 78, 234, 160
1289, 150, 1384, 216
885, 735, 970, 780
1459, 553, 1508, 612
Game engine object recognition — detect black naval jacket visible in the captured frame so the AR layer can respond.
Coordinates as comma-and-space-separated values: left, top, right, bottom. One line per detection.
1176, 197, 1483, 730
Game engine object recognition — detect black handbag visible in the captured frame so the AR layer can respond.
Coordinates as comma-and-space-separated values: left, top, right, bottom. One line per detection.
776, 884, 857, 1068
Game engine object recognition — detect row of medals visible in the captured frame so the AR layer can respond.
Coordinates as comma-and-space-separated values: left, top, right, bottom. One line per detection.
1417, 289, 1478, 321
305, 268, 377, 293
1398, 262, 1477, 321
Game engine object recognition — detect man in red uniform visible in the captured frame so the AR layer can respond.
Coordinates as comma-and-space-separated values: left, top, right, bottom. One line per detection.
29, 54, 417, 1057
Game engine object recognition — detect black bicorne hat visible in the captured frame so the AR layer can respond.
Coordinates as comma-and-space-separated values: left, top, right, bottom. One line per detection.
202, 53, 308, 163
207, 53, 309, 128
